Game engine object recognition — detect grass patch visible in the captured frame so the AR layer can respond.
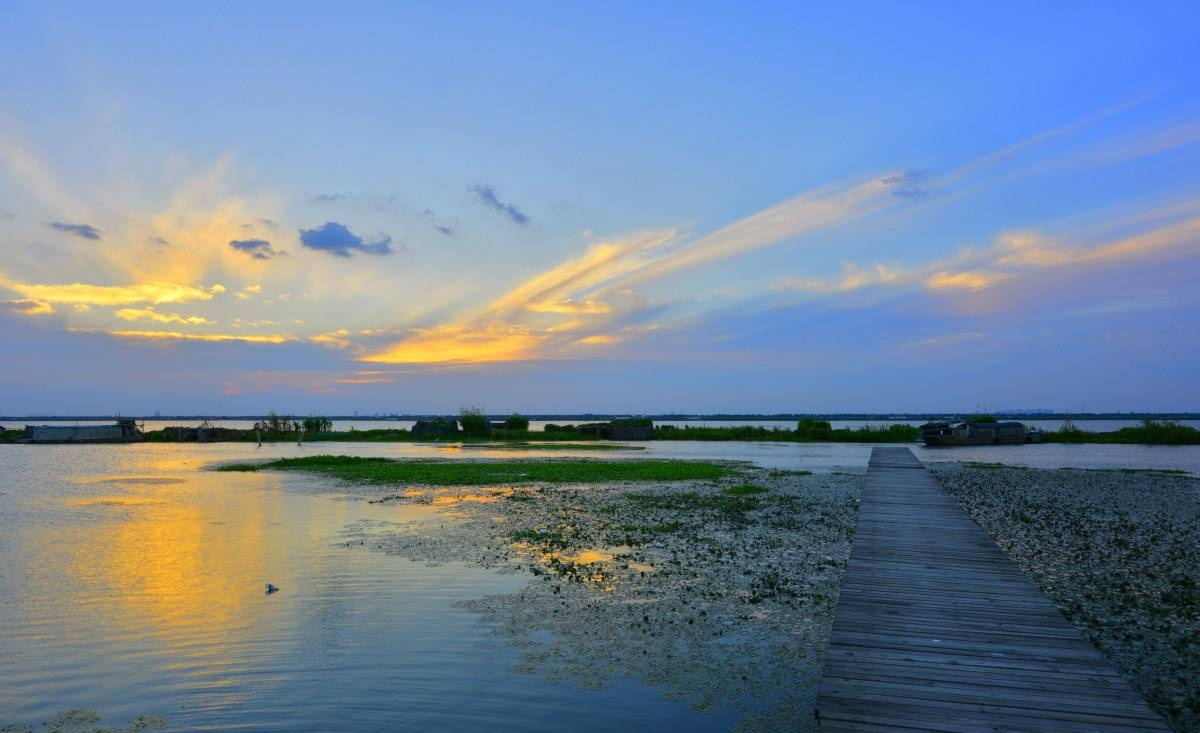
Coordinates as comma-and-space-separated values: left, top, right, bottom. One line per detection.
461, 442, 638, 451
215, 455, 729, 485
1045, 420, 1200, 445
722, 483, 769, 495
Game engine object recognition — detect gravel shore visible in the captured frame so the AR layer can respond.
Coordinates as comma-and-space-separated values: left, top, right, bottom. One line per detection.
931, 463, 1200, 731
336, 465, 861, 732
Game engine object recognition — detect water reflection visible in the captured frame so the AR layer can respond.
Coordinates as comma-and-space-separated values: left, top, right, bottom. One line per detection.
0, 445, 740, 732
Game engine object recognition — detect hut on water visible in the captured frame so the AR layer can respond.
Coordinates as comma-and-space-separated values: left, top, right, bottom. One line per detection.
22, 419, 142, 443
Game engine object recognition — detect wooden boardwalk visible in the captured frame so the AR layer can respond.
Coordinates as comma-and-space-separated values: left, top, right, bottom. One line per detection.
816, 447, 1169, 732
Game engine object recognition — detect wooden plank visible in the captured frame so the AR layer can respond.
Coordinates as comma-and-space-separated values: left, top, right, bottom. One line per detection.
815, 447, 1168, 731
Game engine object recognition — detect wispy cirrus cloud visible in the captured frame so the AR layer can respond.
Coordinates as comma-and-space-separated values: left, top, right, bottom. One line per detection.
469, 184, 529, 225
363, 170, 912, 364
114, 307, 214, 326
0, 278, 223, 306
772, 203, 1200, 308
362, 109, 1200, 367
69, 327, 293, 344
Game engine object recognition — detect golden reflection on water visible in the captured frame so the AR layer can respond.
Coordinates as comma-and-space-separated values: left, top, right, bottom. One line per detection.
57, 479, 268, 636
27, 451, 357, 701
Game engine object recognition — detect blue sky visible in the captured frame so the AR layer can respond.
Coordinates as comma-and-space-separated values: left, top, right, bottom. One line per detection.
2, 2, 1199, 414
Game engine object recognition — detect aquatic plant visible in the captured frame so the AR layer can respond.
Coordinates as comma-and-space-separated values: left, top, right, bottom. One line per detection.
216, 455, 730, 484
722, 483, 769, 495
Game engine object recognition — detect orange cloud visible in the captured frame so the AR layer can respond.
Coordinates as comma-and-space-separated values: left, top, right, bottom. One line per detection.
114, 308, 215, 325
310, 329, 353, 349
526, 299, 613, 314
362, 324, 540, 364
70, 328, 292, 344
926, 270, 1010, 291
0, 278, 221, 306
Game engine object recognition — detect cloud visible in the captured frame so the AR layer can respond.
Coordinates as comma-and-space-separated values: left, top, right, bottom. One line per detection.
234, 284, 262, 301
229, 238, 286, 260
310, 192, 401, 214
881, 169, 928, 198
47, 221, 101, 240
774, 263, 903, 294
363, 173, 909, 366
114, 307, 215, 325
422, 209, 456, 236
362, 323, 539, 364
526, 299, 613, 314
69, 328, 293, 344
311, 329, 353, 349
771, 203, 1200, 313
0, 278, 220, 306
469, 184, 529, 225
298, 221, 393, 257
926, 270, 1010, 291
2, 298, 55, 315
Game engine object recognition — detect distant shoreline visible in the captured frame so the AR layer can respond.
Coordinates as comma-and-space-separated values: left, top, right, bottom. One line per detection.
4, 412, 1200, 422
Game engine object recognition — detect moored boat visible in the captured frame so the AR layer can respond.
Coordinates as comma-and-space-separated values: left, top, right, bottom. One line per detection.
919, 420, 1043, 446
18, 419, 143, 444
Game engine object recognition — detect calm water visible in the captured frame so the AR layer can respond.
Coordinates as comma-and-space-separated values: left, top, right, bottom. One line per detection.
3, 440, 1199, 731
0, 444, 740, 731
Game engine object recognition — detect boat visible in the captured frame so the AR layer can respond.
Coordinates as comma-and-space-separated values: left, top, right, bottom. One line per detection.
18, 419, 143, 444
919, 420, 1043, 446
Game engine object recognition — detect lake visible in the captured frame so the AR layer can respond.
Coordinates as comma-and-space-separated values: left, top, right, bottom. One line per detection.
2, 440, 1198, 731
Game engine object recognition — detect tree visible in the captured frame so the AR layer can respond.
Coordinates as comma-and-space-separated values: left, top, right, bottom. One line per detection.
504, 413, 530, 431
303, 417, 333, 433
459, 406, 490, 437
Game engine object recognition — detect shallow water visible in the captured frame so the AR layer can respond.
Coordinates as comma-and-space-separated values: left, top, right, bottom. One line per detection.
0, 444, 739, 731
3, 440, 1198, 731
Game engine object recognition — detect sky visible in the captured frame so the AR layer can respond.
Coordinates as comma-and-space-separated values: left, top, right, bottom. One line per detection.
2, 1, 1199, 416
